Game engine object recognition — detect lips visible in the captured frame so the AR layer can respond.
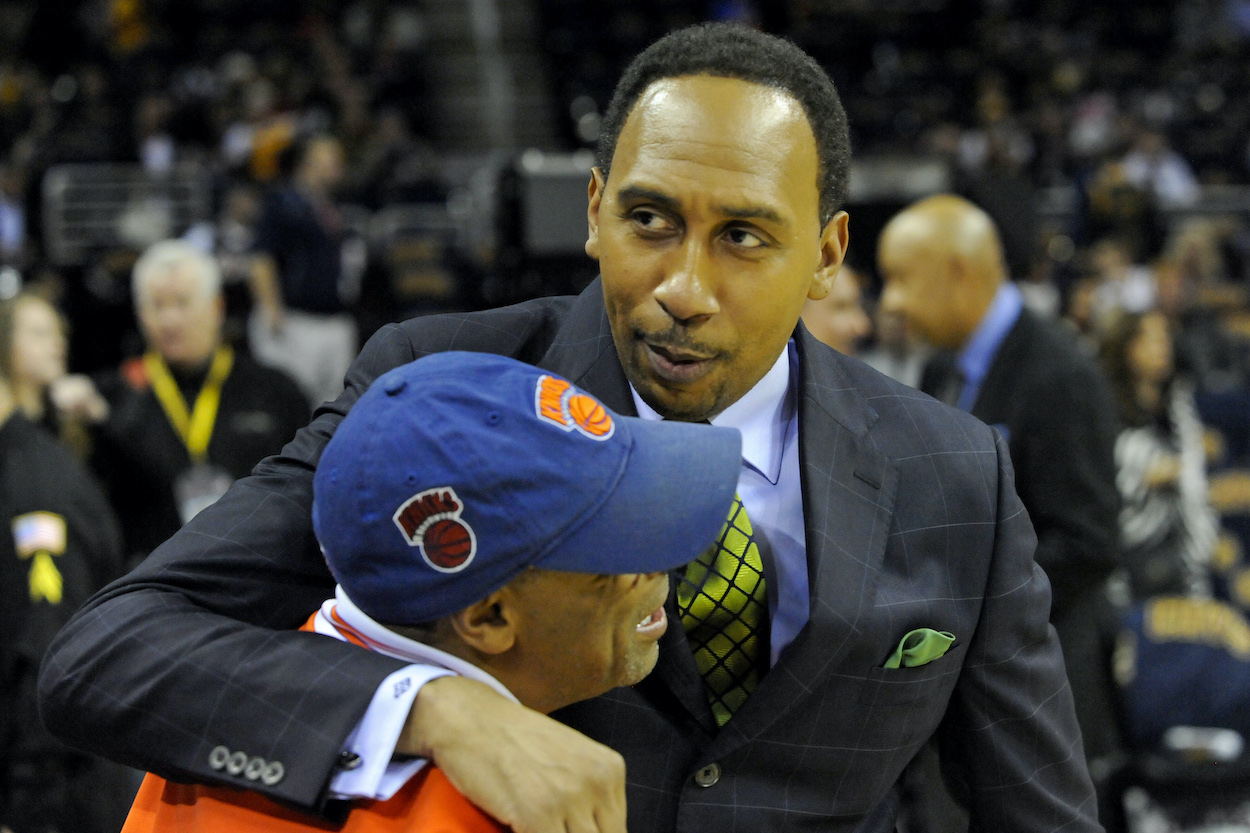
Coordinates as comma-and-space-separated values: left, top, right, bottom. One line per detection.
636, 605, 668, 639
640, 339, 717, 385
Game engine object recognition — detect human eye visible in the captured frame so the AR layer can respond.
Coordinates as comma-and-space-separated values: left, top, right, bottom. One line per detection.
628, 208, 677, 235
724, 226, 766, 249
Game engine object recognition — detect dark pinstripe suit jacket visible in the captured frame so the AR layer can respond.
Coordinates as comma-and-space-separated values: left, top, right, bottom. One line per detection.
39, 280, 1101, 832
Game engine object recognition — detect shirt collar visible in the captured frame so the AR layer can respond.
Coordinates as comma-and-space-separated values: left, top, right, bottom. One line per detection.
316, 586, 520, 705
957, 282, 1023, 387
629, 342, 794, 484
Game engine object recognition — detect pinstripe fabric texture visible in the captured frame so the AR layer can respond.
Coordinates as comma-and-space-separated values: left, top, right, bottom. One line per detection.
40, 280, 1100, 832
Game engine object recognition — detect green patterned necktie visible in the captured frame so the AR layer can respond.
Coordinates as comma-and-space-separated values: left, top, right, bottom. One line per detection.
676, 493, 769, 727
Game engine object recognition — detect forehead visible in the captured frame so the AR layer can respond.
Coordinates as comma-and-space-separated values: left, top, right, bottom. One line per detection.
142, 262, 207, 297
609, 76, 820, 225
15, 298, 57, 327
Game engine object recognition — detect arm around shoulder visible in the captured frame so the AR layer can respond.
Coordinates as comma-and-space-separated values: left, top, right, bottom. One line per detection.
38, 324, 421, 811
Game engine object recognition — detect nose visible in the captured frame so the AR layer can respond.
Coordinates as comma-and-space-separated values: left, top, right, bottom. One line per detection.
653, 239, 719, 324
852, 307, 872, 340
879, 281, 905, 318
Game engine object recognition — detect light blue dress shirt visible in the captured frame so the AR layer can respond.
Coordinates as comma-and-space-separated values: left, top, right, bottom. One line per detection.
631, 341, 810, 667
956, 282, 1024, 412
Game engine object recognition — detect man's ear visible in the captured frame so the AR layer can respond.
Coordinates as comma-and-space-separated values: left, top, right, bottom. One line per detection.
808, 210, 850, 301
585, 167, 605, 261
448, 591, 516, 656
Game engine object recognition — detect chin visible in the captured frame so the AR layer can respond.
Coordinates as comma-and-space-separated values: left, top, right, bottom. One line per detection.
635, 379, 717, 422
620, 644, 661, 688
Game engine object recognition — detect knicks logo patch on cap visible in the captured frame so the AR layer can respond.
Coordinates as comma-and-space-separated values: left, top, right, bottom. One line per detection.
393, 487, 477, 573
535, 375, 614, 440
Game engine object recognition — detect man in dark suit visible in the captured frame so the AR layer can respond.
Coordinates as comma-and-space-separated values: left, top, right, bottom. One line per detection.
40, 26, 1101, 833
880, 194, 1124, 770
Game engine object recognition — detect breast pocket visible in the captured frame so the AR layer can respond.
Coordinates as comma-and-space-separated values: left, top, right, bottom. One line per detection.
856, 641, 969, 706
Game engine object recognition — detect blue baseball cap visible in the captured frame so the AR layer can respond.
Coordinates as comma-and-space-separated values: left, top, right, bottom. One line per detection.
312, 351, 742, 625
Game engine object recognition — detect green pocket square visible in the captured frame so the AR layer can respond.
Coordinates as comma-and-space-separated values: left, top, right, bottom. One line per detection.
884, 628, 956, 670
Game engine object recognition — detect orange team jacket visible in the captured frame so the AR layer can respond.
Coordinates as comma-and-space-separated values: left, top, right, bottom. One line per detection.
122, 616, 507, 833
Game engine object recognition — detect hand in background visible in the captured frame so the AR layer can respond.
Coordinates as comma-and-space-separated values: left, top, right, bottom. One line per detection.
49, 374, 109, 424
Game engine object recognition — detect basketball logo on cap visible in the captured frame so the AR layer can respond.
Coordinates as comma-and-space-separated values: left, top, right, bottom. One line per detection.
392, 487, 477, 573
535, 375, 614, 440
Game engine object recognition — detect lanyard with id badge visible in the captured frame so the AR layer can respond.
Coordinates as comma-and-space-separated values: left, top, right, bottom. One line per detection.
146, 346, 236, 524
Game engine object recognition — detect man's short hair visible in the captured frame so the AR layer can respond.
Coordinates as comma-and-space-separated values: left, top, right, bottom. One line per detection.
131, 239, 222, 305
597, 23, 851, 226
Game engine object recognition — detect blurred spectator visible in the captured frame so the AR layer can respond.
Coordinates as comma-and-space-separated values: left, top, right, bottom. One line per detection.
1121, 129, 1201, 210
248, 134, 358, 406
799, 266, 870, 355
1097, 312, 1250, 788
1167, 218, 1232, 288
956, 130, 1040, 280
4, 291, 65, 427
184, 181, 263, 344
1155, 256, 1248, 393
345, 108, 445, 207
858, 305, 933, 390
134, 93, 175, 176
0, 295, 133, 833
1018, 248, 1063, 320
1078, 161, 1164, 264
1099, 311, 1218, 599
0, 166, 26, 267
0, 287, 99, 459
53, 240, 308, 564
1064, 276, 1103, 355
880, 195, 1124, 770
1088, 237, 1157, 328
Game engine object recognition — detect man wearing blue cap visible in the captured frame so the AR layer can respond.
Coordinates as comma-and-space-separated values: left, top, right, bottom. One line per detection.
122, 352, 742, 831
42, 23, 1100, 833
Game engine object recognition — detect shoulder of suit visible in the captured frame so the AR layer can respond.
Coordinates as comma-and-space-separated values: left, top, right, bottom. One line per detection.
1010, 310, 1107, 385
801, 340, 999, 454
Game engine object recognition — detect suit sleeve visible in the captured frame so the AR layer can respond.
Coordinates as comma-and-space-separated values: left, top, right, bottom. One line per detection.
939, 430, 1102, 833
38, 324, 419, 812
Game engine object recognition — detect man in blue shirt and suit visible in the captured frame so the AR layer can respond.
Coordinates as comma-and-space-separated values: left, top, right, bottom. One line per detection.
881, 194, 1124, 828
41, 25, 1103, 833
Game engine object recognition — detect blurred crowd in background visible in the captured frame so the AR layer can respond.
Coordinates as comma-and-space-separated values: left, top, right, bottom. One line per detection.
8, 0, 1250, 831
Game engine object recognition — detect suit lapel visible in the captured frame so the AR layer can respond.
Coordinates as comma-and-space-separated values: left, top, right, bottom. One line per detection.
537, 277, 637, 416
712, 328, 900, 748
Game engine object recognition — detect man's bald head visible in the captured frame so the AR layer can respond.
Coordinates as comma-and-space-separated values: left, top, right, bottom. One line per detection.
877, 195, 1007, 350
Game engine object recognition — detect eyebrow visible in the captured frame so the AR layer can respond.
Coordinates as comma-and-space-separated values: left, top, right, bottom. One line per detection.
616, 185, 786, 226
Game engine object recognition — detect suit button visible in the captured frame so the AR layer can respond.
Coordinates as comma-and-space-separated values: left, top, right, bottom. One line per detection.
244, 756, 267, 781
261, 761, 285, 786
694, 763, 721, 787
226, 750, 248, 775
208, 746, 230, 771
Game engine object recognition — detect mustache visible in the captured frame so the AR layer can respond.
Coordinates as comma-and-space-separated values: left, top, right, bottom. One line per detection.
633, 325, 718, 356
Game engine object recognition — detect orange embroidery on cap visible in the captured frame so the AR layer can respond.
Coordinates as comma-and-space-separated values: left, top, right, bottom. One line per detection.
536, 375, 571, 426
535, 375, 615, 441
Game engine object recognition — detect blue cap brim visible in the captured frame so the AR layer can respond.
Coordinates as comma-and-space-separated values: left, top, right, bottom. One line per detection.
538, 419, 742, 576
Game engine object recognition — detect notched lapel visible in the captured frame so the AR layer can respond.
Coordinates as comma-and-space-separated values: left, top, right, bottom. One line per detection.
536, 277, 636, 415
712, 332, 900, 748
